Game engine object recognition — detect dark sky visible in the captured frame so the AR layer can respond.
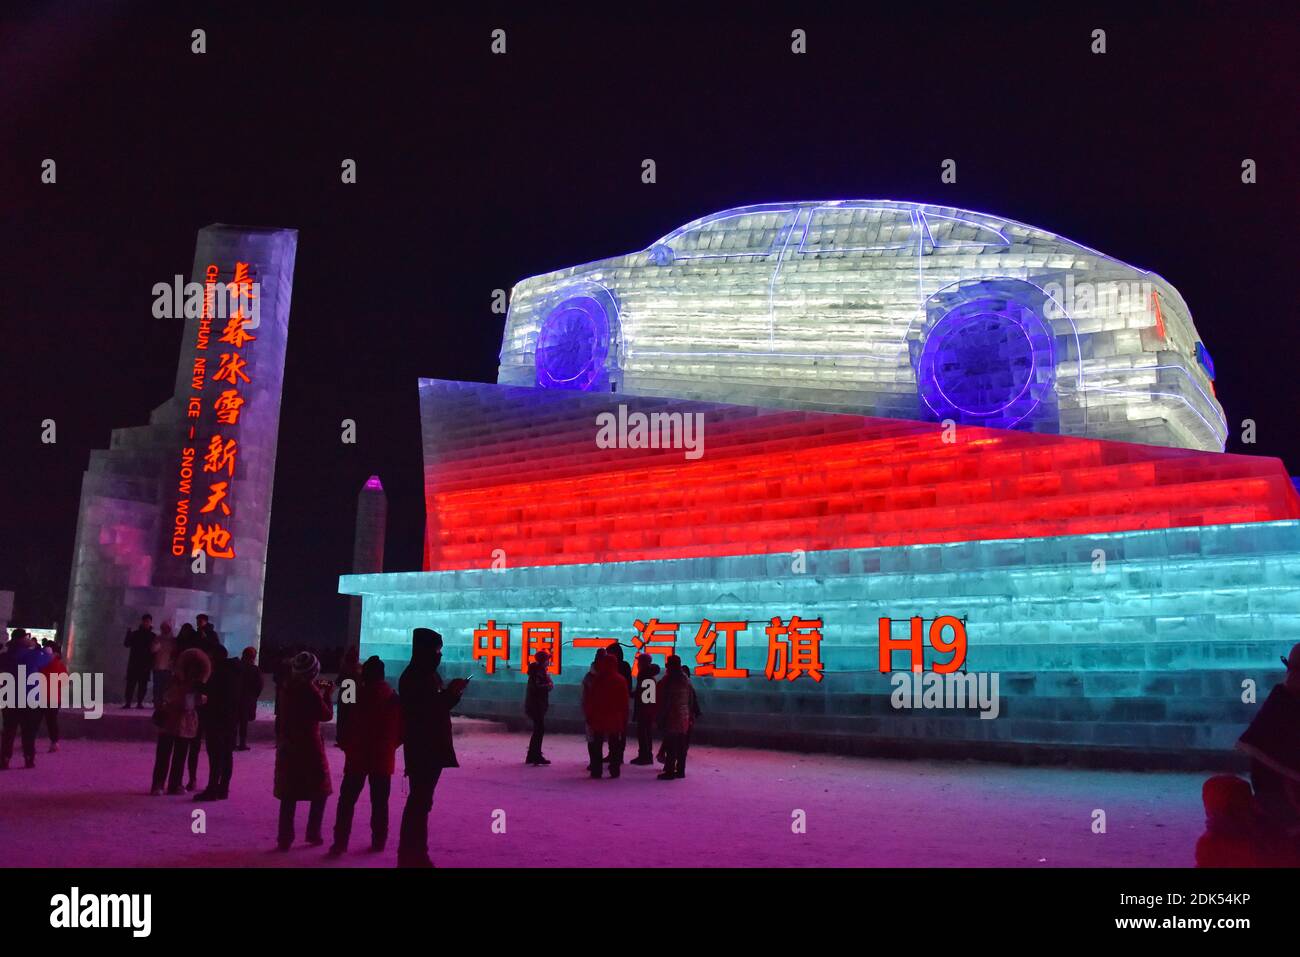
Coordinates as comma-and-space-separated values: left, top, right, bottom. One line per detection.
1, 2, 1296, 644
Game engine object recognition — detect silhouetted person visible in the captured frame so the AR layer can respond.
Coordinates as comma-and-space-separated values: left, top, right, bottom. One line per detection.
630, 652, 661, 765
123, 614, 155, 708
40, 641, 68, 752
185, 615, 220, 788
195, 645, 241, 801
657, 655, 699, 780
1, 630, 52, 769
151, 648, 210, 794
331, 656, 401, 855
583, 650, 629, 779
335, 645, 361, 750
236, 646, 263, 750
274, 652, 334, 850
151, 622, 176, 709
524, 649, 553, 765
1238, 642, 1300, 828
397, 628, 468, 867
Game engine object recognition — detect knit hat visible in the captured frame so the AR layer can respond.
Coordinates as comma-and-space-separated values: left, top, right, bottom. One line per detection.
241, 646, 257, 663
290, 651, 321, 681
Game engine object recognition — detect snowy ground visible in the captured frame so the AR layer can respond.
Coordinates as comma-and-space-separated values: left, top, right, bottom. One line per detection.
0, 719, 1207, 867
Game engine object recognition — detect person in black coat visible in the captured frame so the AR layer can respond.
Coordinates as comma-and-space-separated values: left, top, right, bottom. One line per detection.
523, 650, 553, 766
236, 646, 263, 750
396, 628, 468, 868
630, 653, 661, 765
195, 644, 242, 800
122, 614, 156, 708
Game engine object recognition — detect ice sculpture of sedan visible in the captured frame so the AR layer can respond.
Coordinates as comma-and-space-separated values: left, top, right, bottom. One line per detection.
497, 201, 1226, 452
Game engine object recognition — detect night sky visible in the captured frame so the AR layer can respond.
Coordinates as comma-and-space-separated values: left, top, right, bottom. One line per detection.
1, 3, 1295, 644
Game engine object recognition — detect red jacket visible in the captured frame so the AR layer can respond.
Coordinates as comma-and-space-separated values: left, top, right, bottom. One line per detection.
40, 655, 69, 708
583, 657, 630, 734
340, 680, 402, 776
273, 679, 334, 800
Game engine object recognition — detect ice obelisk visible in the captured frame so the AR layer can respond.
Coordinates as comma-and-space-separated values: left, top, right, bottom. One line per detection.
345, 476, 388, 652
63, 225, 297, 683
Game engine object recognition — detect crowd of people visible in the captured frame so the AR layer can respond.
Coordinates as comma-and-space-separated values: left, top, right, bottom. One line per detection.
25, 610, 1300, 869
523, 644, 700, 780
0, 628, 67, 768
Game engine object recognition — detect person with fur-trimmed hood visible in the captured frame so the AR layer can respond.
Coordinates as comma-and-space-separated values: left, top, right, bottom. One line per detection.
150, 647, 211, 794
273, 651, 334, 850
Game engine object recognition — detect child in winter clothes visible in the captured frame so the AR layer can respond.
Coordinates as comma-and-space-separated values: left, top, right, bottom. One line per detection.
151, 648, 211, 794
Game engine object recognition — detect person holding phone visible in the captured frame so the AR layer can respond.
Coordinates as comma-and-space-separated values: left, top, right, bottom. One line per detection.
396, 628, 469, 868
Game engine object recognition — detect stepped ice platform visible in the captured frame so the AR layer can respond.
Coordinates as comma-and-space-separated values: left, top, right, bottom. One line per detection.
340, 381, 1300, 767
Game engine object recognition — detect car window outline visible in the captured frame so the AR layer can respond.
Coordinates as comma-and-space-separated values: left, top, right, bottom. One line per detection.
656, 208, 796, 260
920, 212, 1011, 248
793, 205, 920, 255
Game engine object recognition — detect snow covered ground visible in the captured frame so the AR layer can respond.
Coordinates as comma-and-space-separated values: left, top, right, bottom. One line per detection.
0, 719, 1207, 867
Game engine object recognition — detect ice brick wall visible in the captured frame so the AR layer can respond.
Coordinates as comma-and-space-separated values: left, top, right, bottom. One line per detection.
342, 520, 1300, 762
418, 381, 1295, 573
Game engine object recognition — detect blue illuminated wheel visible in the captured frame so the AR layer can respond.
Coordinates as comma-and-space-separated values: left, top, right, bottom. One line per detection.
535, 293, 613, 391
916, 296, 1056, 429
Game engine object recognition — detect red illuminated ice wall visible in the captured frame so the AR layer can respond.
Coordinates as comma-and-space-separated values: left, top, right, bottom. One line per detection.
417, 380, 1300, 572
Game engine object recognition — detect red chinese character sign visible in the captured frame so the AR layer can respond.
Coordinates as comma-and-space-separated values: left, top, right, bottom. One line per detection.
63, 225, 297, 678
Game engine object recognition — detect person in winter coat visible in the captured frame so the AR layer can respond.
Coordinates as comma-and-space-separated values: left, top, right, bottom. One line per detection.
397, 628, 469, 868
40, 641, 69, 752
195, 645, 242, 801
335, 646, 362, 750
273, 651, 334, 849
151, 647, 211, 794
236, 646, 263, 751
151, 622, 176, 709
1, 630, 53, 769
630, 653, 661, 765
656, 655, 699, 780
330, 656, 402, 855
582, 650, 630, 779
1194, 774, 1299, 867
524, 649, 553, 766
1237, 642, 1300, 828
123, 614, 156, 708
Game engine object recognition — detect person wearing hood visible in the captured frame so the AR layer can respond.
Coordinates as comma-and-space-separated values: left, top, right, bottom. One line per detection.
330, 656, 402, 855
1, 629, 53, 769
236, 646, 263, 751
1237, 641, 1300, 828
656, 655, 699, 780
524, 649, 553, 766
582, 649, 630, 779
273, 651, 335, 850
397, 627, 469, 868
194, 644, 242, 801
151, 647, 211, 794
630, 652, 662, 766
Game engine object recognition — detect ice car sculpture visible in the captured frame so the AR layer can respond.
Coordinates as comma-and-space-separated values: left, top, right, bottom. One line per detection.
498, 201, 1226, 451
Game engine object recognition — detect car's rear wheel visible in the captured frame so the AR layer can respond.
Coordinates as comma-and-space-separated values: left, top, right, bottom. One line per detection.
534, 288, 617, 392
